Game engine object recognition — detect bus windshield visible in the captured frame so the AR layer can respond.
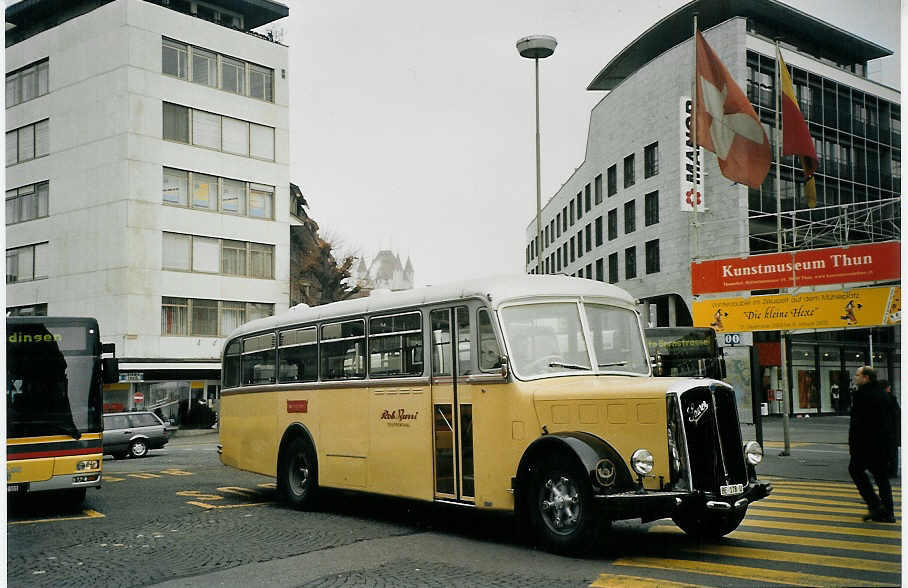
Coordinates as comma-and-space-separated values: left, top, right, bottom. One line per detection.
6, 321, 102, 439
499, 301, 648, 378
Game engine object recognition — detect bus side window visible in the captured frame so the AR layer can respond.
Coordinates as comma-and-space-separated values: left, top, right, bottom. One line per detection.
223, 339, 241, 387
478, 308, 502, 371
430, 310, 451, 376
456, 306, 472, 376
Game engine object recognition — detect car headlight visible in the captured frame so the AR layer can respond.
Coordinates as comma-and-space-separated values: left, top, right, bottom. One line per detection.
744, 440, 763, 465
631, 449, 654, 476
76, 459, 100, 471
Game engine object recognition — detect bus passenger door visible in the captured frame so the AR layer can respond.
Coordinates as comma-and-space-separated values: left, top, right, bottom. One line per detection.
429, 307, 475, 504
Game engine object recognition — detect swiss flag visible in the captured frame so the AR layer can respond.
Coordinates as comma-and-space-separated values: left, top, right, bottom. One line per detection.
695, 31, 771, 189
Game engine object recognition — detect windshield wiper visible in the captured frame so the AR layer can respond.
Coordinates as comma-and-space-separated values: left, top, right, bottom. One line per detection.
599, 361, 628, 368
548, 361, 590, 371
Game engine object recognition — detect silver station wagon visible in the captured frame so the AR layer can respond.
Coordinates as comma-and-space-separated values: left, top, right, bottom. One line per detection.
102, 411, 172, 459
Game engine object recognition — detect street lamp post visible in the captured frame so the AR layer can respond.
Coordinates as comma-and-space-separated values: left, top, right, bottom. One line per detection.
516, 35, 557, 276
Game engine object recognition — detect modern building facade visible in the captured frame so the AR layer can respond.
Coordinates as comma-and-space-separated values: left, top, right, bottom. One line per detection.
6, 0, 290, 424
524, 0, 900, 417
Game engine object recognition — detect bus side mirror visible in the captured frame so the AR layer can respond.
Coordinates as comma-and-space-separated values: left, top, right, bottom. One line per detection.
499, 356, 510, 380
102, 357, 119, 384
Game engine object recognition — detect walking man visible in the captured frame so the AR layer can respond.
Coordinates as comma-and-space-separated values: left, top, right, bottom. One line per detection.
849, 366, 895, 523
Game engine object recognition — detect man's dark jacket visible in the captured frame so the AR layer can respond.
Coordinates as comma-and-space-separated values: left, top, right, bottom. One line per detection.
849, 380, 893, 466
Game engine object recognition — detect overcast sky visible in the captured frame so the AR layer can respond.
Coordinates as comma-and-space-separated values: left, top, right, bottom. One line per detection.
273, 0, 900, 287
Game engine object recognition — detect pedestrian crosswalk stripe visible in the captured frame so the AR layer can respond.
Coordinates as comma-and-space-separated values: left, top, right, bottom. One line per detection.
680, 542, 901, 573
764, 477, 902, 493
753, 499, 900, 517
613, 556, 889, 587
768, 483, 901, 498
770, 487, 901, 500
748, 506, 900, 525
763, 493, 892, 509
589, 573, 705, 587
648, 525, 902, 555
739, 517, 900, 539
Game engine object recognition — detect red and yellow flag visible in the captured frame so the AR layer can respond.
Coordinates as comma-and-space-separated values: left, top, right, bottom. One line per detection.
695, 31, 771, 189
777, 48, 819, 207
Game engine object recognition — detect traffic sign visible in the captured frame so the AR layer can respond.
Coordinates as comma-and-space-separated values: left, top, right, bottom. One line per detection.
133, 391, 144, 404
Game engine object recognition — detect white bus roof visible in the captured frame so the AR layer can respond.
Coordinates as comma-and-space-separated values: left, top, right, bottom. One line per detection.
228, 274, 638, 340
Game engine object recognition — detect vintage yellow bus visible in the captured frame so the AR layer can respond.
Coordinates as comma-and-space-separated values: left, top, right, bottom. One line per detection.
218, 275, 770, 552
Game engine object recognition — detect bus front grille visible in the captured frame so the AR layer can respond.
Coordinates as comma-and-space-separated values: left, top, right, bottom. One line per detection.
679, 385, 747, 493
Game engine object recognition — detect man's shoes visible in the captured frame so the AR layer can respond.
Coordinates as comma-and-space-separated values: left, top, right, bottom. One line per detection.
862, 509, 880, 521
872, 511, 897, 523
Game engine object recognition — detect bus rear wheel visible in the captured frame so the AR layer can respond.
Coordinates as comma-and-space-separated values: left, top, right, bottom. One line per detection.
526, 454, 595, 554
61, 488, 87, 511
278, 437, 318, 509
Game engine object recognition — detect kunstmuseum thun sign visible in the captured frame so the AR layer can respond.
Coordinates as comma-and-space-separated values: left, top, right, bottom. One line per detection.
692, 286, 901, 333
690, 241, 900, 295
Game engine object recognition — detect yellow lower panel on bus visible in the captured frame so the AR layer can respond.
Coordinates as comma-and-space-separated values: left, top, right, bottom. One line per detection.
8, 458, 54, 484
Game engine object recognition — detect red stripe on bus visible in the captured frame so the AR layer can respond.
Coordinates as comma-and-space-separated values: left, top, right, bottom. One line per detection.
7, 447, 102, 460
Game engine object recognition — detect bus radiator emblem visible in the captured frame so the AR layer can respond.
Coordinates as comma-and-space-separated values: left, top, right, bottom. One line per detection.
686, 401, 709, 425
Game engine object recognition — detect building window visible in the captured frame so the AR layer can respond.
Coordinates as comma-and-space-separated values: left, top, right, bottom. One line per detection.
644, 191, 659, 226
644, 142, 659, 178
163, 38, 273, 103
625, 246, 637, 279
6, 59, 49, 108
162, 232, 274, 279
645, 239, 660, 274
569, 200, 575, 226
577, 230, 583, 258
163, 168, 275, 220
163, 103, 275, 161
7, 303, 47, 316
556, 213, 561, 237
570, 237, 576, 262
608, 209, 617, 240
624, 154, 635, 188
586, 263, 592, 278
585, 224, 592, 253
161, 297, 273, 337
595, 216, 603, 246
6, 119, 49, 166
624, 200, 636, 234
6, 242, 48, 284
576, 193, 583, 220
594, 174, 603, 205
608, 252, 618, 283
595, 258, 603, 281
584, 184, 592, 212
607, 165, 617, 196
6, 181, 48, 225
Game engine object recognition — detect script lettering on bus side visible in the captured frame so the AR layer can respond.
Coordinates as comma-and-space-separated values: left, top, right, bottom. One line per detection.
380, 409, 418, 427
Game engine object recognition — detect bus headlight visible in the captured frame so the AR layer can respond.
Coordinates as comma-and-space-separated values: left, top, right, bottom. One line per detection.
631, 449, 654, 476
743, 441, 763, 465
76, 459, 100, 471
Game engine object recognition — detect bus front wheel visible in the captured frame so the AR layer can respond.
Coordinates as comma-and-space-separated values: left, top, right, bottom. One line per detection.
278, 436, 318, 509
526, 453, 595, 554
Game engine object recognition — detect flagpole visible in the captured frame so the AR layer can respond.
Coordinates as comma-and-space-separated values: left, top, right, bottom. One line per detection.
692, 14, 700, 261
775, 39, 791, 456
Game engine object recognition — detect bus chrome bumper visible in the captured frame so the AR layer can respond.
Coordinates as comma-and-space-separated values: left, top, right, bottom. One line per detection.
11, 472, 103, 494
594, 480, 772, 521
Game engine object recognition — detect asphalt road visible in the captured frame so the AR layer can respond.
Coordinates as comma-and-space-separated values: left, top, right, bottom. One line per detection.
7, 431, 902, 587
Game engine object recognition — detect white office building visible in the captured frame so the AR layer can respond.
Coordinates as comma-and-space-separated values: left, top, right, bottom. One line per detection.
5, 0, 290, 423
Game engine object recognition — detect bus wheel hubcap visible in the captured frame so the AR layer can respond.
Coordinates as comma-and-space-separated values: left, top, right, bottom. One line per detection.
291, 455, 309, 493
541, 475, 580, 532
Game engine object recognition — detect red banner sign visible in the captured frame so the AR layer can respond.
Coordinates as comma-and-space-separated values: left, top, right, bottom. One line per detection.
691, 241, 900, 295
287, 400, 308, 413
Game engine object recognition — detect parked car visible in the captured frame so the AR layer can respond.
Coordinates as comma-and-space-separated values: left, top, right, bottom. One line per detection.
102, 411, 172, 458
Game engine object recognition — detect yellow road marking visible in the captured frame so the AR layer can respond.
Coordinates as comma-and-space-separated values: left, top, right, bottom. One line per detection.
762, 441, 811, 448
764, 477, 902, 494
771, 487, 901, 500
764, 494, 879, 508
614, 556, 890, 587
176, 490, 223, 501
748, 506, 900, 525
128, 473, 161, 479
8, 509, 105, 526
682, 543, 901, 574
186, 500, 270, 510
753, 500, 900, 516
648, 525, 902, 555
217, 486, 258, 497
590, 573, 704, 587
160, 469, 193, 476
258, 482, 276, 489
739, 517, 900, 539
103, 476, 125, 482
